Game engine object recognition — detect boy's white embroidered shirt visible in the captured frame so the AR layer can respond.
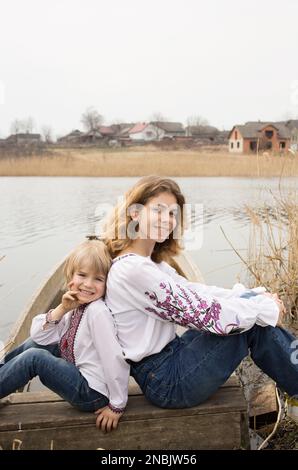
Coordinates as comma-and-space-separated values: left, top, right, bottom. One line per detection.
105, 254, 279, 362
30, 298, 129, 410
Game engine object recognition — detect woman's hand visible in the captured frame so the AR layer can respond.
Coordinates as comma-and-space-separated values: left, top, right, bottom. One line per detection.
276, 298, 286, 327
94, 406, 124, 432
262, 292, 280, 300
263, 293, 286, 327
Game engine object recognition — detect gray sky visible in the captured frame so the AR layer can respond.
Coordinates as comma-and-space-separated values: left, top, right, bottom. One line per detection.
1, 0, 298, 137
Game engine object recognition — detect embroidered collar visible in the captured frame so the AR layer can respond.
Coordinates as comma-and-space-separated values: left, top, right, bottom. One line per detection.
59, 304, 87, 364
112, 253, 138, 264
112, 253, 153, 264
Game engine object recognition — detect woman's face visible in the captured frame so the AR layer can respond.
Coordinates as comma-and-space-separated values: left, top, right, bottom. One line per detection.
136, 191, 179, 243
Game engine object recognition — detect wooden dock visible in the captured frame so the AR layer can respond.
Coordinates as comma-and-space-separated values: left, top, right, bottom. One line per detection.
0, 376, 249, 450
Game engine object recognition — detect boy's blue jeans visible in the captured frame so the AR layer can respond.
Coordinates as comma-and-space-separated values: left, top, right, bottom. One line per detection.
130, 292, 298, 408
0, 340, 108, 412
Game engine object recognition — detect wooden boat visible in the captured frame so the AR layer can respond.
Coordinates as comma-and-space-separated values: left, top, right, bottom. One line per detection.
0, 252, 249, 450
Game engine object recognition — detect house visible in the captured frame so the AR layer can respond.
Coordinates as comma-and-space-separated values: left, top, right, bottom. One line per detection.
185, 125, 228, 145
80, 129, 103, 144
115, 123, 135, 140
113, 123, 135, 135
57, 129, 84, 144
98, 126, 117, 139
6, 133, 41, 145
150, 121, 185, 140
185, 125, 220, 142
128, 122, 159, 141
228, 122, 291, 153
284, 120, 298, 151
109, 123, 135, 145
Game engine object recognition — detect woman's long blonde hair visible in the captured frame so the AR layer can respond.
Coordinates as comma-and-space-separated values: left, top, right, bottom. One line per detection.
102, 176, 186, 263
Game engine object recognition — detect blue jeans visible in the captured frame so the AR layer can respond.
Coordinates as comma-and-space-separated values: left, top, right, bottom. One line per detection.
130, 293, 298, 408
0, 339, 109, 412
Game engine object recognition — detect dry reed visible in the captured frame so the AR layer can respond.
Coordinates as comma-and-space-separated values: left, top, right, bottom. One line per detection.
242, 188, 298, 326
0, 147, 298, 177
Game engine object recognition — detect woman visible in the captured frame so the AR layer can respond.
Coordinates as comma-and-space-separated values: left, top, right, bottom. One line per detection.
103, 175, 297, 413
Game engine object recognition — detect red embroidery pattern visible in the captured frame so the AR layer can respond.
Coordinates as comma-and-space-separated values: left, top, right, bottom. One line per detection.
59, 305, 87, 364
108, 403, 125, 413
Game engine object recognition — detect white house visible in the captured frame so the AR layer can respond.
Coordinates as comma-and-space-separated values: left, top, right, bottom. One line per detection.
150, 122, 185, 140
128, 122, 159, 141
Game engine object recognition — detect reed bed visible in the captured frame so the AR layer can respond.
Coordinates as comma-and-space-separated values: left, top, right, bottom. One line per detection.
242, 187, 298, 326
0, 147, 298, 177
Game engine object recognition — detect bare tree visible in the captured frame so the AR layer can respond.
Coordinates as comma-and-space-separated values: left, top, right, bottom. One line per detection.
186, 115, 210, 137
41, 125, 53, 143
10, 119, 22, 134
186, 115, 209, 127
149, 112, 169, 140
150, 112, 168, 122
10, 117, 35, 134
23, 116, 35, 133
81, 107, 103, 132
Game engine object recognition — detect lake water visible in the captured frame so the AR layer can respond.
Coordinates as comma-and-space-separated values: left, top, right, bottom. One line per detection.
1, 176, 297, 341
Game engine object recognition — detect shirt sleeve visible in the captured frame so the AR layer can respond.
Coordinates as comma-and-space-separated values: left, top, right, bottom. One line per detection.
159, 261, 266, 299
124, 257, 279, 335
30, 313, 68, 345
87, 303, 130, 411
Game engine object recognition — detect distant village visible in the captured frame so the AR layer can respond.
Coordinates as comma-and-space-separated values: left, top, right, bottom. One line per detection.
1, 117, 298, 155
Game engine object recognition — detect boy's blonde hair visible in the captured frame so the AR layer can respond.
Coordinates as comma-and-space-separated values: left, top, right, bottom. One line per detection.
103, 175, 186, 263
64, 239, 112, 284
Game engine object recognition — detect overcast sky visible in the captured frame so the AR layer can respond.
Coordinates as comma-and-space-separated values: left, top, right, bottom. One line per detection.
1, 0, 298, 137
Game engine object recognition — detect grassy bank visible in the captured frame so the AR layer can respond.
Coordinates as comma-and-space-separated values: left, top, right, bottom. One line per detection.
0, 146, 298, 177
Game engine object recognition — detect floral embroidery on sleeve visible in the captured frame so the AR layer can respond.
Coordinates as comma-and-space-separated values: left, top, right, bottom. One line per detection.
145, 282, 244, 335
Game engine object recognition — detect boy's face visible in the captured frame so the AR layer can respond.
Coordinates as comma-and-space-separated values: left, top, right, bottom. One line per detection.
69, 264, 106, 304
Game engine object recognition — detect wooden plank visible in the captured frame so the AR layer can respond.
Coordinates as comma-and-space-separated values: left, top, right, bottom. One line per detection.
3, 391, 63, 405
249, 382, 277, 417
0, 386, 246, 432
0, 411, 246, 450
240, 410, 250, 450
